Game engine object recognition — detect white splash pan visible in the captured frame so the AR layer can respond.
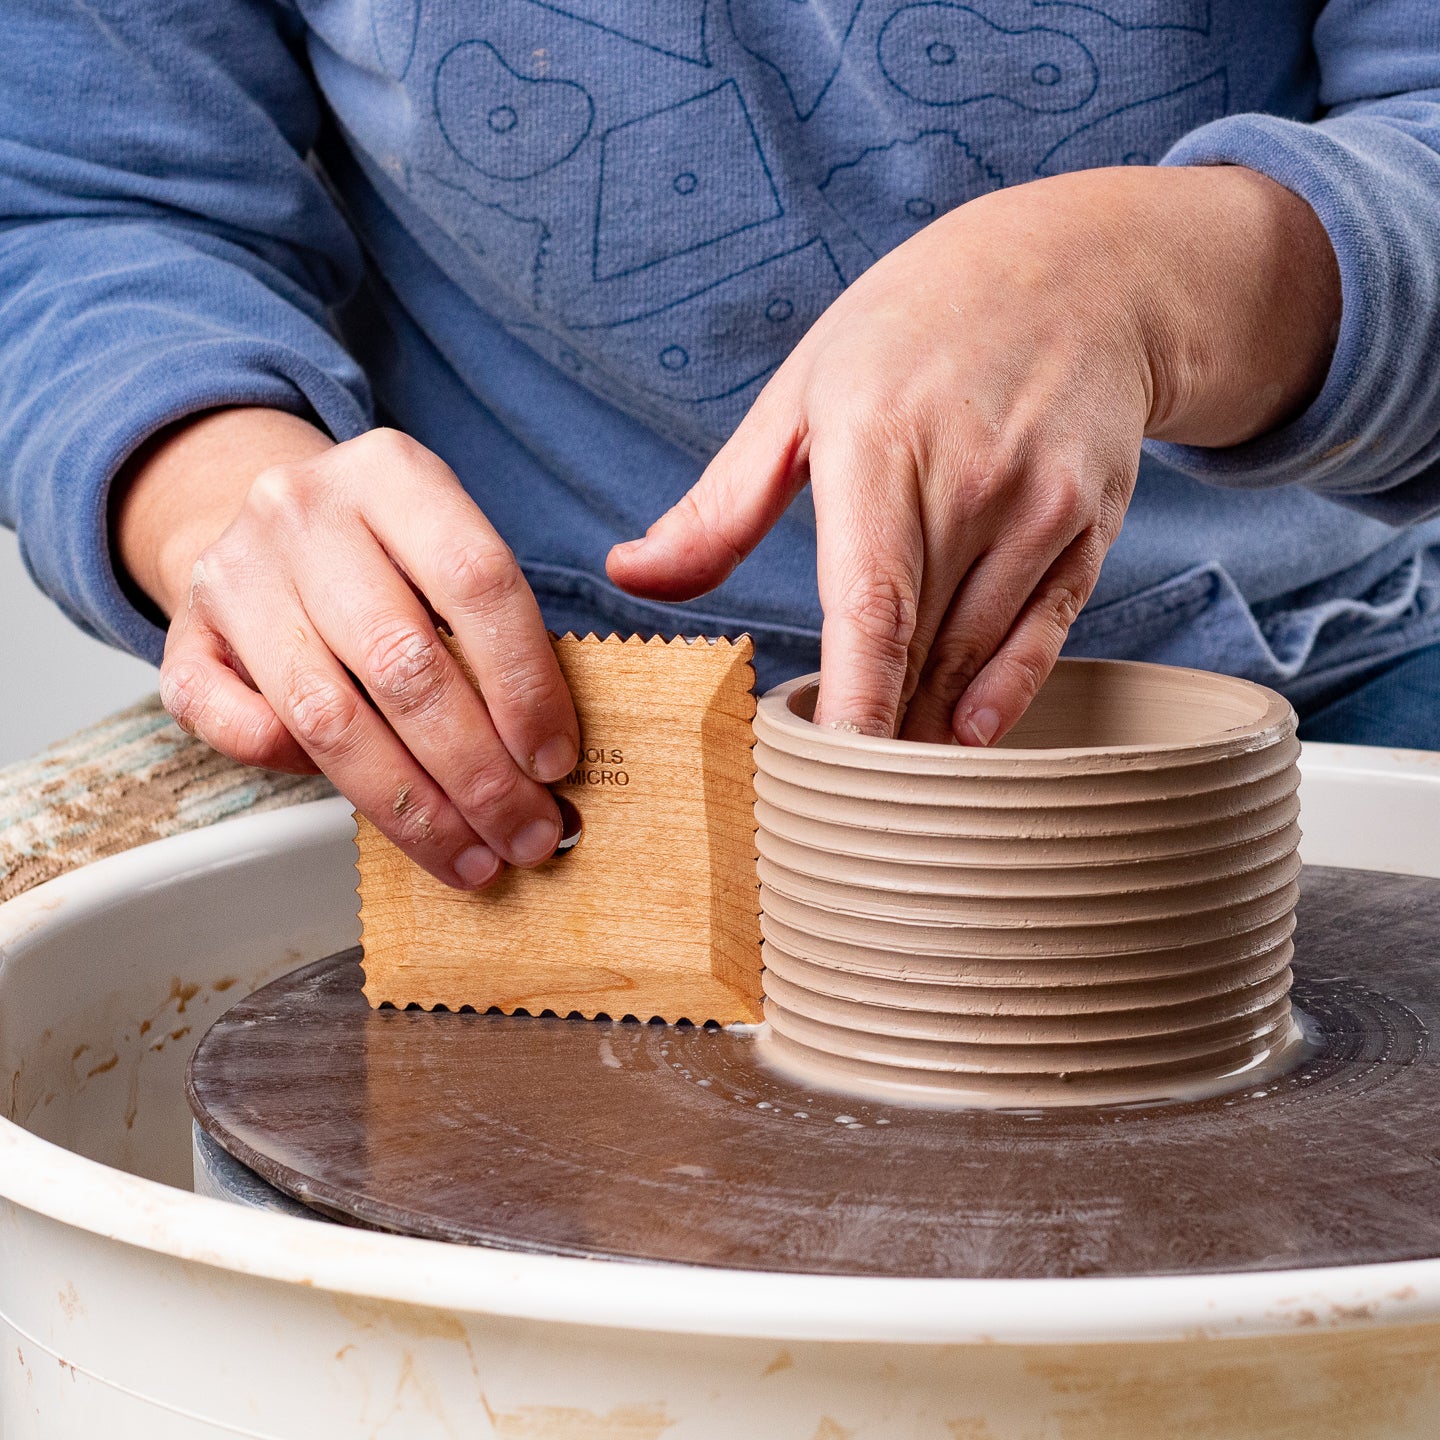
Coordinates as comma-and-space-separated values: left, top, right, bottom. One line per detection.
1, 743, 1438, 1438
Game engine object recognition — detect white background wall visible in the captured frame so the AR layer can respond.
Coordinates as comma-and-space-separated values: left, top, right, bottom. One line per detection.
0, 528, 157, 766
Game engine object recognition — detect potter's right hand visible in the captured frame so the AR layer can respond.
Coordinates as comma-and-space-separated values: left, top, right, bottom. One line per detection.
607, 166, 1339, 747
114, 410, 578, 890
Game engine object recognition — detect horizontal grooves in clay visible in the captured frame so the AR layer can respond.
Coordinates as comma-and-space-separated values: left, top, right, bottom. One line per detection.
753, 728, 1298, 785
752, 662, 1305, 1108
762, 986, 1294, 1068
761, 962, 1294, 1046
759, 943, 1295, 1015
758, 912, 1296, 987
759, 911, 1297, 990
759, 880, 1301, 956
761, 997, 1295, 1082
751, 743, 1300, 810
756, 820, 1302, 898
751, 787, 1301, 863
758, 1025, 1298, 1106
758, 851, 1302, 926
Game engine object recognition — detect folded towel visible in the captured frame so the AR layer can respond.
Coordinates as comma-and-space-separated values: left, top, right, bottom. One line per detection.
0, 697, 332, 903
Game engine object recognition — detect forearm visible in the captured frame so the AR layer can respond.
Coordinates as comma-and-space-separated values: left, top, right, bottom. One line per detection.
1129, 165, 1342, 448
113, 408, 335, 618
963, 165, 1342, 453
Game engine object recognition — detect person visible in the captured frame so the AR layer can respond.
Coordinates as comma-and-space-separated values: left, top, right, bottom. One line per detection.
1, 2, 1437, 892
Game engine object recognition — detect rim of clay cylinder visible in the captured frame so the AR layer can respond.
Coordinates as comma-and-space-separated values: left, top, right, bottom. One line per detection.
755, 659, 1294, 775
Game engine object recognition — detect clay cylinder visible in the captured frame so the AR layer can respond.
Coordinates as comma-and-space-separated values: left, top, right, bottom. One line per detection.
751, 659, 1307, 1108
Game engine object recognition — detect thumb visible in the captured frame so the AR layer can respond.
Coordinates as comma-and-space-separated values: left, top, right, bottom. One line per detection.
607, 395, 806, 603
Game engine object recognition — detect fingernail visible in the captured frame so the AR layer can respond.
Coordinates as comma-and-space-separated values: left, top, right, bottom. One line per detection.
961, 707, 1001, 746
532, 735, 576, 783
454, 843, 501, 888
509, 816, 560, 866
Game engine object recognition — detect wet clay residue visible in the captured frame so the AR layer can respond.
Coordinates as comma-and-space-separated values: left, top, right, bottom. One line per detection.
752, 660, 1305, 1108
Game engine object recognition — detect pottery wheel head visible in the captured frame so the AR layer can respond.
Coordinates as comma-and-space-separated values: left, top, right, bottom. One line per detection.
188, 866, 1440, 1279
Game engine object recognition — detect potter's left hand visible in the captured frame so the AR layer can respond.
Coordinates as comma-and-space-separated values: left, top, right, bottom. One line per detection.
607, 165, 1339, 743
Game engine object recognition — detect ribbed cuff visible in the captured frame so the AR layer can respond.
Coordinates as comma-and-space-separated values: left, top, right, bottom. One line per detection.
21, 338, 372, 666
1149, 109, 1440, 520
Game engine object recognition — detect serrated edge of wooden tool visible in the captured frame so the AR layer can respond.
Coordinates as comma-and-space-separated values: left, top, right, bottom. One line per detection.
700, 633, 763, 1022
355, 810, 376, 1003
548, 631, 751, 649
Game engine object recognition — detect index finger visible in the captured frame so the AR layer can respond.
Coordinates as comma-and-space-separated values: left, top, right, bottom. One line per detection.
355, 433, 579, 785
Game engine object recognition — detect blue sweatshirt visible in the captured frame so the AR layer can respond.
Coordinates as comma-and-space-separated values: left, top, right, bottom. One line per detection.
3, 1, 1440, 699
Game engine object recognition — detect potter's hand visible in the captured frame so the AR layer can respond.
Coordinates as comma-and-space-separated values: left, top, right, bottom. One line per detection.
607, 165, 1339, 742
115, 411, 578, 889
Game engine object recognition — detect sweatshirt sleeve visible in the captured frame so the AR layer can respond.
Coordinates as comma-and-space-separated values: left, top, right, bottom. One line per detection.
0, 0, 374, 665
1146, 0, 1440, 526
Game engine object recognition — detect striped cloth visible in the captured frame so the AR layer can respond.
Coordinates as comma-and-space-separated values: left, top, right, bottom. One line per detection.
0, 696, 332, 903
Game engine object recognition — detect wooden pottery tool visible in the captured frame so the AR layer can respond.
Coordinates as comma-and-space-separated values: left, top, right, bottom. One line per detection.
356, 633, 762, 1024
